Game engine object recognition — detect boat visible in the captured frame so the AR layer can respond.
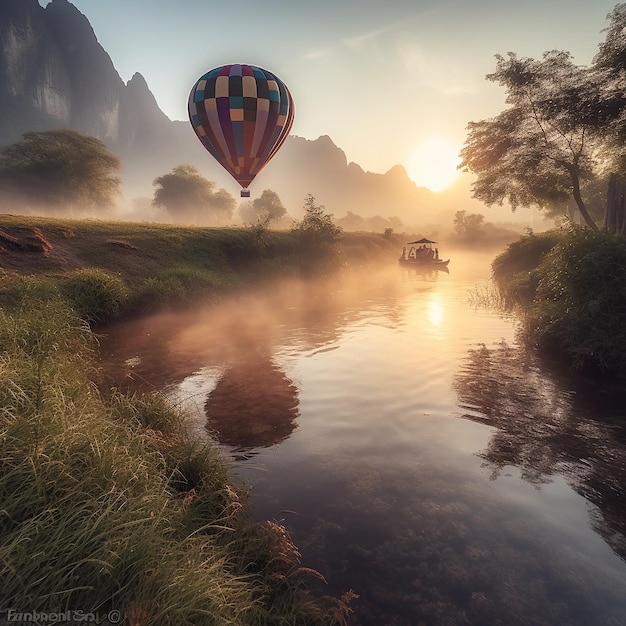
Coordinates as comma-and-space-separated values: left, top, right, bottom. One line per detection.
398, 238, 450, 268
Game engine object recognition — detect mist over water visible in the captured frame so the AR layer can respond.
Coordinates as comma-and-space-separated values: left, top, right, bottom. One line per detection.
100, 252, 626, 625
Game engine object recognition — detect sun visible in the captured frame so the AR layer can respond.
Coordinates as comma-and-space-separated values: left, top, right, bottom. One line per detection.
406, 136, 462, 192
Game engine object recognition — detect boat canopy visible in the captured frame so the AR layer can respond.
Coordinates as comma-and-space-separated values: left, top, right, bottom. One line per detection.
406, 238, 437, 245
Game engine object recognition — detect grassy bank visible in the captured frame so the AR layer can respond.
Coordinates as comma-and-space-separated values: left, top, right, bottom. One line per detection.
492, 225, 626, 377
0, 215, 386, 623
0, 285, 355, 624
0, 214, 402, 322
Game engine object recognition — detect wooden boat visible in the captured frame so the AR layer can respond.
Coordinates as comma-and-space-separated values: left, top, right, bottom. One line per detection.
398, 238, 450, 268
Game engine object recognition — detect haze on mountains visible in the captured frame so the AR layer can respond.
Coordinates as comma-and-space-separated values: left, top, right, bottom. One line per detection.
0, 0, 535, 233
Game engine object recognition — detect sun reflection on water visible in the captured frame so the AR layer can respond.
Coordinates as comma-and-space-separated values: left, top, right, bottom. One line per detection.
428, 296, 444, 327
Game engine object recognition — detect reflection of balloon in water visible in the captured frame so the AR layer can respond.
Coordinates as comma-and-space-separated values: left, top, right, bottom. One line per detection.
205, 358, 299, 448
188, 63, 295, 197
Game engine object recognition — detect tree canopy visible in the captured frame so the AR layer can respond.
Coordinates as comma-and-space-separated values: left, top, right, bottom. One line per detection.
453, 210, 485, 239
291, 194, 342, 248
152, 165, 235, 225
460, 5, 626, 230
0, 129, 121, 214
239, 189, 287, 225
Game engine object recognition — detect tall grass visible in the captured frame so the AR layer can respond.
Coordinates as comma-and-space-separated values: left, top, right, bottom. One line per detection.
0, 296, 353, 624
0, 269, 127, 325
131, 267, 230, 312
59, 268, 129, 324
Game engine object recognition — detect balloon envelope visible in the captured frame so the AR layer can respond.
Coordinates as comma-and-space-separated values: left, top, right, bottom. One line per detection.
188, 64, 294, 192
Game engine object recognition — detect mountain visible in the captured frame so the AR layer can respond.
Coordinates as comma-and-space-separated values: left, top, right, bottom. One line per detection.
0, 0, 439, 223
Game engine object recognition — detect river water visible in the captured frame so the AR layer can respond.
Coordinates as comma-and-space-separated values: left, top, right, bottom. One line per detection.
100, 253, 626, 625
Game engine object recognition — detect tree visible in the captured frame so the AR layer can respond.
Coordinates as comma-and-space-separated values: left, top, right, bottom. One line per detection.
460, 51, 602, 230
152, 165, 235, 225
0, 129, 121, 213
453, 210, 485, 238
591, 2, 626, 157
590, 4, 626, 232
336, 211, 365, 231
238, 189, 286, 224
290, 195, 343, 274
291, 195, 342, 247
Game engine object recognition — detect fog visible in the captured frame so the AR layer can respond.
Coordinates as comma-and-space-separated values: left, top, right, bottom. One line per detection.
99, 252, 500, 412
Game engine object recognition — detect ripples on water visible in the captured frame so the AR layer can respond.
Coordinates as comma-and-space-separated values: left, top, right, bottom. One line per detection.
101, 254, 626, 625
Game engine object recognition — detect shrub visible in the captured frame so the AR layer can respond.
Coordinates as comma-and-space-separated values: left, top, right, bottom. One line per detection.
133, 267, 224, 311
59, 268, 128, 324
291, 195, 343, 274
528, 226, 626, 374
492, 229, 563, 306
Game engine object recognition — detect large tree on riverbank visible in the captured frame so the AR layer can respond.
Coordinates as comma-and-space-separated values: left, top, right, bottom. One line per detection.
0, 129, 121, 214
152, 165, 235, 225
460, 5, 626, 230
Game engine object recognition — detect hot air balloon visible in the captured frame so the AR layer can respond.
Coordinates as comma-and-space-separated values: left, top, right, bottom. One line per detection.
188, 63, 294, 197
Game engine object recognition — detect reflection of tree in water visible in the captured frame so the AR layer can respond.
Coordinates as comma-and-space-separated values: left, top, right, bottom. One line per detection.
453, 340, 626, 558
205, 357, 299, 449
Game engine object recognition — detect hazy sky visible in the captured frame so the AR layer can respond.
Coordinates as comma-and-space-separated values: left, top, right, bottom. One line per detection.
47, 0, 619, 191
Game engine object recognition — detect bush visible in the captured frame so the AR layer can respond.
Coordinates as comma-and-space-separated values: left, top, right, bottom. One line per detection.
291, 195, 343, 274
59, 268, 128, 324
492, 230, 563, 306
133, 267, 224, 311
528, 226, 626, 374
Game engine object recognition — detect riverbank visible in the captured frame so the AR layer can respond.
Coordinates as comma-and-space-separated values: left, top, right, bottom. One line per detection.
0, 215, 391, 623
0, 214, 402, 322
492, 225, 626, 378
0, 294, 359, 623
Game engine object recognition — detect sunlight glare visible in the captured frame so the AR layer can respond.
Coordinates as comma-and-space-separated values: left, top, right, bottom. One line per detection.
428, 298, 444, 327
407, 136, 461, 192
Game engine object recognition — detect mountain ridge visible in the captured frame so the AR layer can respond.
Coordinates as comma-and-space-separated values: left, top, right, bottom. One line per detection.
0, 0, 443, 222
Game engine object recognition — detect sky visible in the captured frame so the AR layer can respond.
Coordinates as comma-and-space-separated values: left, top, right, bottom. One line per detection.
44, 0, 620, 194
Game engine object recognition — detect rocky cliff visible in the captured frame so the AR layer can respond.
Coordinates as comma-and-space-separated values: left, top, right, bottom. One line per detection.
0, 0, 121, 141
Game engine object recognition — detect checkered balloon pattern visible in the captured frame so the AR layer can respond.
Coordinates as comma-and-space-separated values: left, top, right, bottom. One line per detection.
188, 64, 294, 191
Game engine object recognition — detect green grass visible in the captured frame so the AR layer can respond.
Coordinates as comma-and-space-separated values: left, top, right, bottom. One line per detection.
0, 215, 402, 322
492, 226, 626, 377
0, 295, 355, 624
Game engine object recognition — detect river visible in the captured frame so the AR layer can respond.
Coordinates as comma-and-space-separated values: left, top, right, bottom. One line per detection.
100, 252, 626, 626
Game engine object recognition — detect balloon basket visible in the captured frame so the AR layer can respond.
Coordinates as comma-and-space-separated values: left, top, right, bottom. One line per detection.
240, 189, 250, 198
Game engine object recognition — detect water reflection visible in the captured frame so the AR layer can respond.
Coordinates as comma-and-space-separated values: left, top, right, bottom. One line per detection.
400, 265, 449, 282
454, 340, 626, 560
98, 259, 626, 625
205, 356, 299, 448
99, 271, 418, 393
427, 293, 444, 327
